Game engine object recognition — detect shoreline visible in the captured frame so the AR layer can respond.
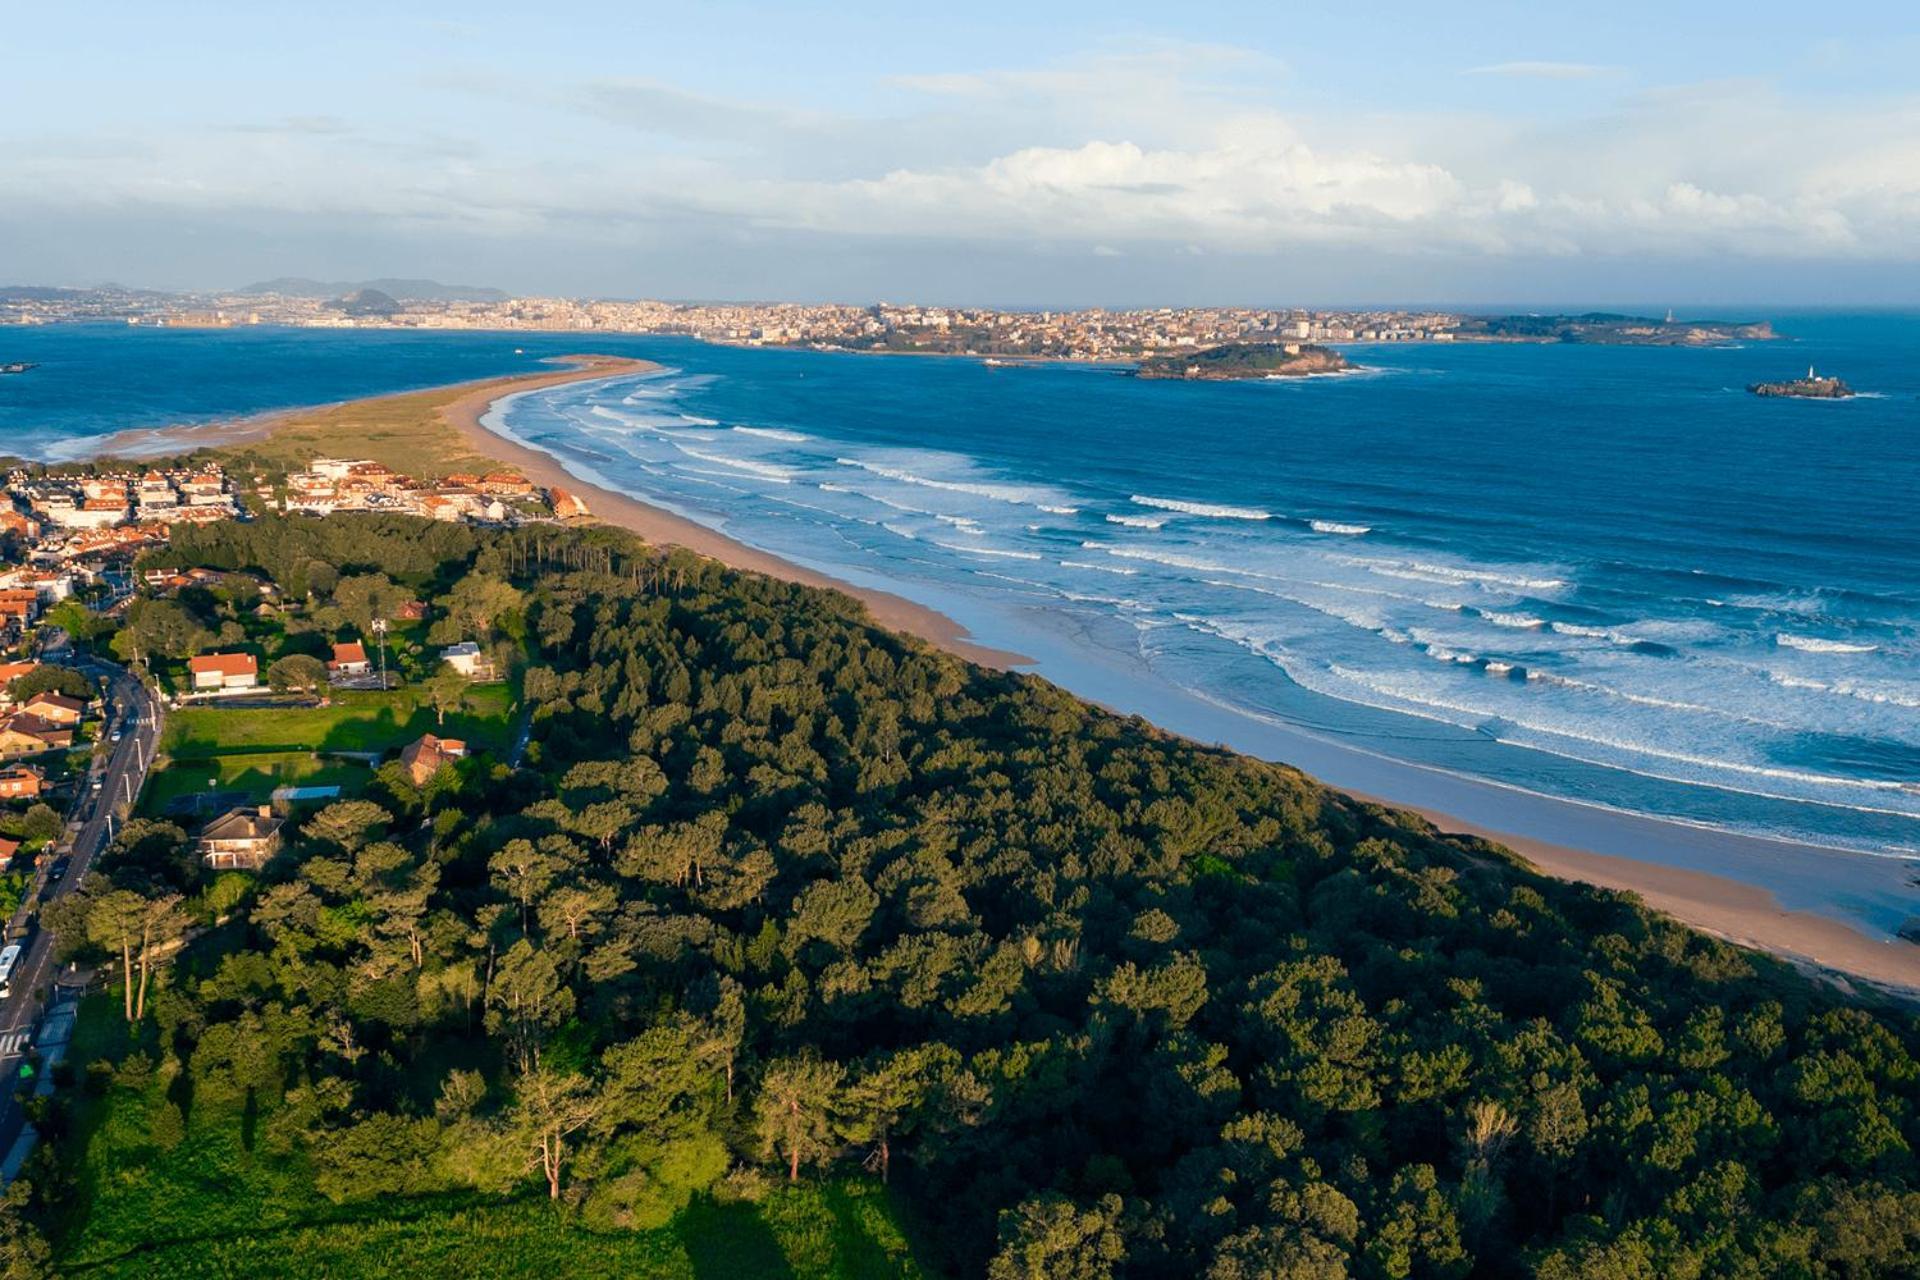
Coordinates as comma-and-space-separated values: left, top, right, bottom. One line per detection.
86, 355, 1919, 993
1350, 791, 1917, 998
436, 358, 1032, 671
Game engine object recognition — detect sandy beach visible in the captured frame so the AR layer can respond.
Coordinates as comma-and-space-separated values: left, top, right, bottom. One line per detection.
110, 354, 1916, 995
435, 358, 1031, 670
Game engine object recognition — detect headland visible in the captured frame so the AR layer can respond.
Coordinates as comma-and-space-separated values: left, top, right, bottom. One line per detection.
1135, 342, 1350, 380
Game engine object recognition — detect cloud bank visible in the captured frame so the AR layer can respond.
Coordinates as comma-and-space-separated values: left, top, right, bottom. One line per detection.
4, 41, 1919, 298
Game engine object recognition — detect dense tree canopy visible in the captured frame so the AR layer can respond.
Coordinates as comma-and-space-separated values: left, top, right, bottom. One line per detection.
44, 515, 1920, 1278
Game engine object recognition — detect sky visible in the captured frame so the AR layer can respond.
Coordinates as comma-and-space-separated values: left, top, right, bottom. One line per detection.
5, 1, 1920, 307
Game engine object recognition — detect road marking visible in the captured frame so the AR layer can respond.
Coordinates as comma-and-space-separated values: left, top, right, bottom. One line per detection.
0, 1033, 27, 1057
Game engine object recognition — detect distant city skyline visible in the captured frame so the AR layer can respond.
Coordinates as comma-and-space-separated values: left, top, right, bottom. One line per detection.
7, 2, 1920, 305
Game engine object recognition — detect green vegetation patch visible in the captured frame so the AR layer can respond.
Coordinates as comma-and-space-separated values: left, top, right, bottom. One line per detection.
138, 752, 368, 818
162, 685, 514, 760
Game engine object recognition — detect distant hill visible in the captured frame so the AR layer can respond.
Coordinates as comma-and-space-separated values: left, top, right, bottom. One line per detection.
331, 288, 404, 318
236, 277, 509, 303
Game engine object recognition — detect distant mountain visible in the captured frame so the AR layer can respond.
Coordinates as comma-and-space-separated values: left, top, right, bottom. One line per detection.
235, 277, 509, 303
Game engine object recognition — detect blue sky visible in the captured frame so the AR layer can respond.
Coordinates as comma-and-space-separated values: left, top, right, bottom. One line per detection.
5, 2, 1919, 305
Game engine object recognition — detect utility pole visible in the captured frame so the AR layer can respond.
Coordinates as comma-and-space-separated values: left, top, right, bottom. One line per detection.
371, 618, 390, 690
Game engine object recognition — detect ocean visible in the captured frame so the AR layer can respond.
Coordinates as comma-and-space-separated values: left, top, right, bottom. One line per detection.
4, 319, 1917, 927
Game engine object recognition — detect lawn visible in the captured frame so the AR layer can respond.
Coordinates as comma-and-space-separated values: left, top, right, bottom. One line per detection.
163, 684, 515, 761
137, 752, 369, 819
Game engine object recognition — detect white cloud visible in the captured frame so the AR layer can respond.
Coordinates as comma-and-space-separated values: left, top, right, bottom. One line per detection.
7, 43, 1920, 273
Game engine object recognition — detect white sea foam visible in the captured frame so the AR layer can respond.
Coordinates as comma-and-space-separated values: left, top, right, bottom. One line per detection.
1039, 504, 1082, 515
1131, 495, 1272, 520
1059, 560, 1140, 576
675, 447, 797, 482
1767, 670, 1920, 709
1321, 665, 1915, 800
1351, 560, 1574, 594
933, 541, 1044, 561
1310, 520, 1372, 535
1105, 546, 1250, 577
837, 458, 1066, 508
1777, 633, 1878, 654
1106, 513, 1170, 529
1480, 611, 1547, 630
732, 425, 808, 441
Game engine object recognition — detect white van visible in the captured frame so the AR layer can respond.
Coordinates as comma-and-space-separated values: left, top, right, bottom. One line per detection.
0, 943, 21, 999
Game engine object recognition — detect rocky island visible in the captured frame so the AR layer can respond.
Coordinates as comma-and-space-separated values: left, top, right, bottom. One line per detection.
1750, 368, 1854, 399
1136, 341, 1349, 380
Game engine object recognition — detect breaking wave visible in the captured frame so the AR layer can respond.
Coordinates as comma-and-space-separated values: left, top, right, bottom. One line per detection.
1777, 633, 1879, 654
1131, 495, 1272, 520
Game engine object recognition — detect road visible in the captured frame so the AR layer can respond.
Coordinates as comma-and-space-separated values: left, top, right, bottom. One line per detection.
0, 648, 163, 1175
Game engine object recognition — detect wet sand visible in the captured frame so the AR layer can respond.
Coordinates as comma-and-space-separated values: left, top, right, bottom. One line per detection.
109, 354, 1919, 995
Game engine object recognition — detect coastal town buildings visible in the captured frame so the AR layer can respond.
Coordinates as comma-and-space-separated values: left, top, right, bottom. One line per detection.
2, 286, 1472, 358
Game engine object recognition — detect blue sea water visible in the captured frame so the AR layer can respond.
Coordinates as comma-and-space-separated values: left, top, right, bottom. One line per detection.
4, 319, 1918, 920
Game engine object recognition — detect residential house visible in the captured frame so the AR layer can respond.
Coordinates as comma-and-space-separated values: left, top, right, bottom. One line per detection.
0, 661, 37, 697
439, 641, 492, 680
0, 590, 40, 627
189, 652, 259, 691
399, 733, 467, 786
550, 487, 590, 520
328, 641, 372, 678
0, 764, 44, 799
20, 691, 85, 726
196, 805, 285, 870
0, 713, 71, 752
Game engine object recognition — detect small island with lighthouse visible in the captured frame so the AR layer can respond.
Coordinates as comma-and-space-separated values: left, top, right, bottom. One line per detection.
1749, 366, 1854, 399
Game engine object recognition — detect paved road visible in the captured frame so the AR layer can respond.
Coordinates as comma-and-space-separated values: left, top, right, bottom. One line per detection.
0, 650, 162, 1173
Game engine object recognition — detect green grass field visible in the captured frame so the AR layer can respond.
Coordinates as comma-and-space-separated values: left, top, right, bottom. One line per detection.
137, 752, 370, 818
163, 685, 516, 761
